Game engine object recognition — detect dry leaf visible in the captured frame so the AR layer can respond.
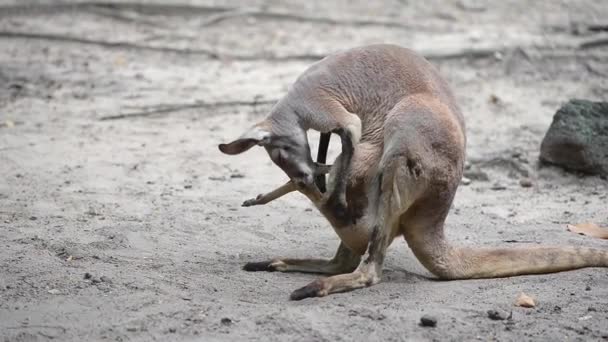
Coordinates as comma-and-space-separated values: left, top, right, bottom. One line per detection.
515, 292, 535, 308
567, 222, 608, 239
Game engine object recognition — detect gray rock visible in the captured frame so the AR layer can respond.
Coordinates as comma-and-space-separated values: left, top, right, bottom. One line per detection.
540, 100, 608, 176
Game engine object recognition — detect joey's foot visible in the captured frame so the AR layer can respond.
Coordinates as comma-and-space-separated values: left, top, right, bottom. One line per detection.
290, 279, 326, 300
242, 194, 263, 207
243, 260, 286, 272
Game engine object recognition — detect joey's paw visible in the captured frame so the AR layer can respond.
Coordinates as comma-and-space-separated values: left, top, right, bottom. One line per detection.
242, 260, 285, 272
242, 194, 263, 207
290, 279, 326, 301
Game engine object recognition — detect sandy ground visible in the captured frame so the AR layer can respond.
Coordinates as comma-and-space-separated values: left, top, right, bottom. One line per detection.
1, 0, 608, 341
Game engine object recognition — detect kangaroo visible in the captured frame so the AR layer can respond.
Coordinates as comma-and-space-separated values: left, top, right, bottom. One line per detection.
219, 44, 608, 300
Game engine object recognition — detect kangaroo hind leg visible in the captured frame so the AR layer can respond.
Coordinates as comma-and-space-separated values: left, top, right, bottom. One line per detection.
290, 161, 412, 300
243, 242, 361, 275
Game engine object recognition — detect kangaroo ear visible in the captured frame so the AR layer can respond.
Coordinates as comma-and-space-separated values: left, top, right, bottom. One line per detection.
218, 126, 271, 155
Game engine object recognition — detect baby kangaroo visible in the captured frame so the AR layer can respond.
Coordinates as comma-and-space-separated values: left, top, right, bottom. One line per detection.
219, 44, 608, 300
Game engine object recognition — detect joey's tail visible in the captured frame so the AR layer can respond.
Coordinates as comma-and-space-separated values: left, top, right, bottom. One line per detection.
405, 231, 608, 279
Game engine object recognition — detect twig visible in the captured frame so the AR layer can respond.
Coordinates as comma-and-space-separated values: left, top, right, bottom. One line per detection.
199, 9, 251, 27
0, 2, 232, 18
0, 30, 499, 62
197, 9, 418, 29
0, 31, 221, 59
579, 37, 608, 49
0, 31, 327, 61
99, 99, 277, 121
584, 61, 608, 77
0, 2, 421, 30
85, 6, 162, 27
6, 325, 67, 333
424, 48, 498, 61
588, 24, 608, 33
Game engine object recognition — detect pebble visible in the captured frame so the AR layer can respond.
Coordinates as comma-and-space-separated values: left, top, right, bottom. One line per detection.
221, 317, 232, 325
519, 178, 533, 188
100, 276, 112, 284
461, 177, 472, 185
419, 315, 437, 327
47, 289, 60, 295
84, 272, 92, 279
487, 310, 507, 320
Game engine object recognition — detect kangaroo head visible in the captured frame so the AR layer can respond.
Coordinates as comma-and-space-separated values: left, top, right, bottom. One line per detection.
218, 120, 316, 188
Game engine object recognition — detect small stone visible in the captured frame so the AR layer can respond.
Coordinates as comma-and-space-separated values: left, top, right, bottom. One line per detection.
487, 310, 507, 320
304, 208, 312, 212
221, 317, 232, 325
90, 277, 101, 284
29, 216, 37, 221
84, 272, 92, 279
519, 178, 533, 188
515, 292, 536, 308
588, 306, 597, 312
168, 327, 176, 333
585, 285, 591, 291
47, 289, 60, 295
461, 177, 472, 185
100, 276, 112, 283
419, 315, 437, 327
230, 173, 245, 179
184, 184, 192, 189
489, 94, 501, 104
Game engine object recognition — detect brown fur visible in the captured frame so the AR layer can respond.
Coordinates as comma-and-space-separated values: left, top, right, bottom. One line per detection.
221, 44, 608, 300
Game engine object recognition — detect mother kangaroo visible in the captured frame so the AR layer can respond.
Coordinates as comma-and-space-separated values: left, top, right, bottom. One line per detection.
219, 44, 608, 300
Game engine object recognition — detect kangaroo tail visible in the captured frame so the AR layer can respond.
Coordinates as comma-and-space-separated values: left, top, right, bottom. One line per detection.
405, 231, 608, 279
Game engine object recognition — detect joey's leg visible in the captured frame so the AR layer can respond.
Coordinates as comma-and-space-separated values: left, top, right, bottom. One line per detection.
303, 97, 361, 225
322, 127, 357, 225
243, 163, 333, 207
290, 222, 391, 300
242, 181, 296, 207
314, 132, 331, 193
243, 242, 361, 275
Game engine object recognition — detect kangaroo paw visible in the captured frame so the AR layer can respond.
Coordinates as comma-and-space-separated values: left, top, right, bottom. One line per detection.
243, 259, 287, 272
290, 279, 326, 300
242, 194, 263, 207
